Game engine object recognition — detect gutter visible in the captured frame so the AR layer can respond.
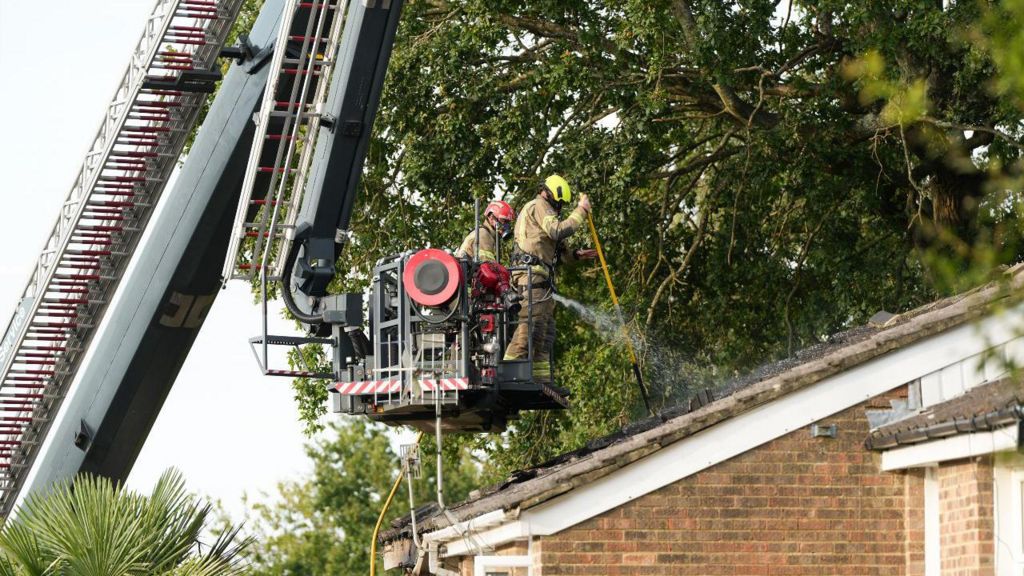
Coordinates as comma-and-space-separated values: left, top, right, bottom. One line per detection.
419, 509, 512, 545
866, 403, 1024, 450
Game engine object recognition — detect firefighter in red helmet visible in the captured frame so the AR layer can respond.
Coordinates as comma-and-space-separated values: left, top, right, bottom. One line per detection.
456, 200, 516, 262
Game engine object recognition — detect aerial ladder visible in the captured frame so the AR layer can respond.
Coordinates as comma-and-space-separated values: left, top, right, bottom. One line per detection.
0, 0, 244, 516
3, 0, 568, 517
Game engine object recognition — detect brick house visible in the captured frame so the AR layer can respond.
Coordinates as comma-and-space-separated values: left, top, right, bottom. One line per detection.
381, 269, 1024, 576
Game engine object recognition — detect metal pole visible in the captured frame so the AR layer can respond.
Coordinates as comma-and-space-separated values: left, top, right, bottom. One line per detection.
474, 197, 480, 264
435, 400, 445, 508
262, 269, 268, 373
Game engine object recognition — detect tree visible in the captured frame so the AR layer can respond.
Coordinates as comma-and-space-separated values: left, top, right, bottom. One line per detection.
309, 0, 1024, 465
279, 1, 1024, 469
244, 420, 483, 575
0, 469, 248, 575
236, 2, 1024, 569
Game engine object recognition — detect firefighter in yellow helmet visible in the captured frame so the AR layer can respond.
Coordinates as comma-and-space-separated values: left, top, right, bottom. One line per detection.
504, 174, 596, 381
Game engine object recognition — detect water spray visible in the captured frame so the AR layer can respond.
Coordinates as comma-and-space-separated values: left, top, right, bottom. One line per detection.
586, 212, 658, 419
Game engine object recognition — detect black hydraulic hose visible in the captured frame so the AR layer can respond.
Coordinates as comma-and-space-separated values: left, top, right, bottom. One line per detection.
281, 241, 323, 324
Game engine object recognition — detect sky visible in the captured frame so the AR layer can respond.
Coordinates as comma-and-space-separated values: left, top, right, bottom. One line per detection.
0, 0, 319, 518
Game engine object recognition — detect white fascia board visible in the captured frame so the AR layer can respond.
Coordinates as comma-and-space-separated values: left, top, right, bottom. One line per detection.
421, 509, 510, 545
517, 306, 1024, 536
880, 427, 1021, 471
441, 520, 528, 558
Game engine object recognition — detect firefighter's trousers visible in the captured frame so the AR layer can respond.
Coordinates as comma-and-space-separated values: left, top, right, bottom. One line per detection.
504, 285, 555, 378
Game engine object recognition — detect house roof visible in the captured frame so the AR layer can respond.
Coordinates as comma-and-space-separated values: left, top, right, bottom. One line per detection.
865, 377, 1024, 450
381, 266, 1024, 543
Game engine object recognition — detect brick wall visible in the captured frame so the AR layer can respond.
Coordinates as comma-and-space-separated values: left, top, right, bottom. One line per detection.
938, 457, 994, 576
905, 468, 926, 576
533, 397, 923, 576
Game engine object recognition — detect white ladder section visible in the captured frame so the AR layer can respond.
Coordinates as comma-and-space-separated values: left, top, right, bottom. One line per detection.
222, 0, 347, 285
0, 0, 244, 517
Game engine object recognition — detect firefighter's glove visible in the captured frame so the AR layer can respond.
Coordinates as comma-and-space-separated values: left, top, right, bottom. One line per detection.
578, 194, 592, 214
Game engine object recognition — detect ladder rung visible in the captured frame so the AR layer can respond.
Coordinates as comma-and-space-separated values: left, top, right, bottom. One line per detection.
162, 39, 207, 46
274, 100, 316, 109
140, 88, 183, 96
166, 33, 207, 41
268, 110, 319, 119
122, 126, 170, 134
155, 55, 195, 63
133, 100, 182, 108
282, 57, 331, 66
244, 222, 293, 229
175, 13, 219, 20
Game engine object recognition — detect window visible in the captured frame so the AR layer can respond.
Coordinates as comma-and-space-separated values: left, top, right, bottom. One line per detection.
474, 555, 531, 576
995, 453, 1024, 576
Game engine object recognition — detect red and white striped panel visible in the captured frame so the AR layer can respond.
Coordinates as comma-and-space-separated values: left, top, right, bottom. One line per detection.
334, 379, 402, 395
419, 377, 469, 392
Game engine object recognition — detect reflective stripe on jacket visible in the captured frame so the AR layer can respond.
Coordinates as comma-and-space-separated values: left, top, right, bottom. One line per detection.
455, 222, 497, 262
513, 194, 586, 279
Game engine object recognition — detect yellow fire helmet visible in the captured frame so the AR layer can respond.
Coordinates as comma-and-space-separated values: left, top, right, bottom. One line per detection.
544, 174, 572, 204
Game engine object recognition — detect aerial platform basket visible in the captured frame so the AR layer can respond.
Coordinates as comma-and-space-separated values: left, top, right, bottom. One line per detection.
328, 250, 569, 433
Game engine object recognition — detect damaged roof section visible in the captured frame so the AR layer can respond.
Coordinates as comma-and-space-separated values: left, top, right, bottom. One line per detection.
865, 377, 1024, 450
381, 267, 1024, 544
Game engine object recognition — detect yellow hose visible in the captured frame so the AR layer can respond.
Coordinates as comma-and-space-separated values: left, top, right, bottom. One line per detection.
370, 431, 424, 576
587, 212, 654, 416
587, 213, 638, 365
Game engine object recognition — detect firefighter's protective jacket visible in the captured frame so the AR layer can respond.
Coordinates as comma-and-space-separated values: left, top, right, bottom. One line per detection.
455, 221, 498, 262
513, 194, 586, 280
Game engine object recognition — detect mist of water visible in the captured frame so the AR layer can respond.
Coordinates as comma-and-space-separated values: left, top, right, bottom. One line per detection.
552, 293, 627, 344
552, 293, 720, 414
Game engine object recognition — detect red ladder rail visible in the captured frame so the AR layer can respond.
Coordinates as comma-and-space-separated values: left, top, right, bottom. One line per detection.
0, 0, 245, 517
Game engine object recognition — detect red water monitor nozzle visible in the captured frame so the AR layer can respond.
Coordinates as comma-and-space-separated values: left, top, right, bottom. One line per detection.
403, 249, 463, 307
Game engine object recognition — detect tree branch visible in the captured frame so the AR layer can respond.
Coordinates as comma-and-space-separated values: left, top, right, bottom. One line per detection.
671, 0, 780, 129
645, 202, 712, 330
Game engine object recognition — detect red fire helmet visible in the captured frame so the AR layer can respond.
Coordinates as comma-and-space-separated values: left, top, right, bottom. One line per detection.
484, 200, 515, 223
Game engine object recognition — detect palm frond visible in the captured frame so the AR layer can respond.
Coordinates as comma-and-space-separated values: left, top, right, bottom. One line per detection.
0, 468, 250, 576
